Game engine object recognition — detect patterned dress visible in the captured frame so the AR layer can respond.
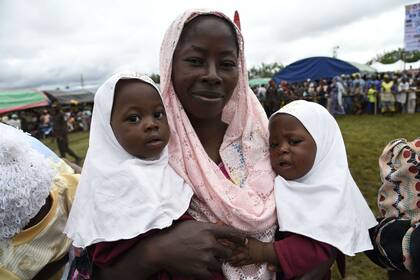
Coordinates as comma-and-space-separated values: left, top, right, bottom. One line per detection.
368, 138, 420, 274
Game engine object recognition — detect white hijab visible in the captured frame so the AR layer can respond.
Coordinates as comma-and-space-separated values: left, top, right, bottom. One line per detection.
271, 100, 377, 256
64, 72, 193, 248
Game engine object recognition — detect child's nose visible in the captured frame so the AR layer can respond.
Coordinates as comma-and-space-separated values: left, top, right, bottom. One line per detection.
278, 143, 289, 154
144, 117, 159, 131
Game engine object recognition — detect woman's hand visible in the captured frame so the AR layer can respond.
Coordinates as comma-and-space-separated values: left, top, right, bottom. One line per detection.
150, 220, 245, 278
94, 220, 246, 280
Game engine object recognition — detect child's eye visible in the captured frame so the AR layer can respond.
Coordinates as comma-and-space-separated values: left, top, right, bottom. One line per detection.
127, 115, 140, 123
154, 111, 165, 120
289, 139, 302, 145
269, 143, 278, 149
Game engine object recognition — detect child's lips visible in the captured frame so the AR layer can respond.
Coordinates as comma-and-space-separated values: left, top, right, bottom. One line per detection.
145, 137, 164, 149
278, 161, 292, 168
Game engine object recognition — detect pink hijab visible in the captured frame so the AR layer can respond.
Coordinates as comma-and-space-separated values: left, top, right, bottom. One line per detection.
159, 9, 276, 233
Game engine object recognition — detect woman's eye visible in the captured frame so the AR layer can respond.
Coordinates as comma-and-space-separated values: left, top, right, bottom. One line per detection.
220, 60, 236, 69
185, 57, 204, 66
154, 111, 165, 120
127, 115, 140, 123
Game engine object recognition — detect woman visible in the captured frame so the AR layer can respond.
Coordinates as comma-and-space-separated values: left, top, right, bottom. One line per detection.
91, 9, 335, 279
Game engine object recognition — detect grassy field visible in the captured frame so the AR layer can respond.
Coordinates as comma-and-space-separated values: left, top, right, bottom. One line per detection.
43, 113, 420, 280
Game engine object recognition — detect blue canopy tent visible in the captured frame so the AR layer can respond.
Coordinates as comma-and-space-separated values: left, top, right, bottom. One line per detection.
272, 56, 359, 84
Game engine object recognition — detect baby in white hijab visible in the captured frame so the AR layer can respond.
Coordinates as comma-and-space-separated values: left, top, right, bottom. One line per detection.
64, 72, 193, 249
228, 100, 377, 278
269, 100, 377, 255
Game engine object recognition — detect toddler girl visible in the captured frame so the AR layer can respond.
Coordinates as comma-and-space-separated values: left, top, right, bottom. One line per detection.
229, 100, 377, 279
64, 72, 193, 275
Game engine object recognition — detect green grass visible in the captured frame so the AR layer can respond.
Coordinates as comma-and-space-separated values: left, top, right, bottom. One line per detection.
43, 113, 420, 280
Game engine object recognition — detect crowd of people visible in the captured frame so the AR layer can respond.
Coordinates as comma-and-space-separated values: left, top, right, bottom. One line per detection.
253, 72, 420, 117
0, 105, 92, 139
0, 8, 419, 280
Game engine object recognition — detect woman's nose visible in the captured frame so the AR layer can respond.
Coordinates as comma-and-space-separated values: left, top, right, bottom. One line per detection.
202, 61, 222, 85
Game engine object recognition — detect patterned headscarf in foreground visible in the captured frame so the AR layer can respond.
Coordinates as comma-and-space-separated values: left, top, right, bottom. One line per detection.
377, 138, 420, 272
0, 123, 55, 240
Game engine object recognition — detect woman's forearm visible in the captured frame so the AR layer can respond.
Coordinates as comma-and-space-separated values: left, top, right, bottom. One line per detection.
92, 220, 243, 279
93, 235, 161, 280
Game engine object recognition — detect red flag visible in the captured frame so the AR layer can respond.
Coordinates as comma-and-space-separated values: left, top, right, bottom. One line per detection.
234, 10, 241, 30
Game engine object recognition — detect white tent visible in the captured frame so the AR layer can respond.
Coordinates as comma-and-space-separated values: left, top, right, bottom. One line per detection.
347, 61, 377, 74
371, 60, 420, 72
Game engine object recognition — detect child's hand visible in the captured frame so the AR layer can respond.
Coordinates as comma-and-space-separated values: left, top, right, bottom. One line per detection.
226, 237, 269, 267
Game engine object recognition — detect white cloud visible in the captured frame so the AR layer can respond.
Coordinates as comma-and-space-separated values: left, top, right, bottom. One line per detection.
0, 0, 415, 89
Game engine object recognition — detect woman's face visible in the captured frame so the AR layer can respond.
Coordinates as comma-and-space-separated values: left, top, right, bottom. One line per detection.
172, 15, 239, 121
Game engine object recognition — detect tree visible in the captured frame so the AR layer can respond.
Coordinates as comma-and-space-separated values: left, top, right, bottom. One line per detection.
248, 62, 283, 79
149, 73, 160, 84
367, 48, 420, 65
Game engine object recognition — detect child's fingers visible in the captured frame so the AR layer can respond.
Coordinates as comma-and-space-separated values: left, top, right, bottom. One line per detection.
227, 252, 247, 263
267, 263, 280, 272
218, 238, 235, 248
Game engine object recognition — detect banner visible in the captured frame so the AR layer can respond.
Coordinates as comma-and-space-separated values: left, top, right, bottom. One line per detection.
405, 3, 420, 51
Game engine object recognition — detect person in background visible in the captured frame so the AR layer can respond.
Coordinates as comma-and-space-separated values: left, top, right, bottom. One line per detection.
265, 80, 280, 116
342, 75, 353, 114
407, 78, 417, 114
316, 79, 327, 108
380, 74, 395, 115
39, 109, 52, 138
352, 82, 364, 115
367, 83, 377, 114
52, 103, 82, 164
397, 77, 409, 113
7, 113, 21, 129
0, 123, 80, 280
329, 76, 345, 116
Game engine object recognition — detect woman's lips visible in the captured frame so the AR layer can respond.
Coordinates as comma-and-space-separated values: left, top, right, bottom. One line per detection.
192, 91, 224, 102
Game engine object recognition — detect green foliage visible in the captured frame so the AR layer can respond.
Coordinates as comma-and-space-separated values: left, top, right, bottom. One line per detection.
367, 48, 420, 65
248, 62, 283, 79
149, 73, 160, 84
44, 113, 420, 280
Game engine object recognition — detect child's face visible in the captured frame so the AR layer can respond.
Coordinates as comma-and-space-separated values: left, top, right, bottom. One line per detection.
111, 80, 170, 159
269, 114, 317, 180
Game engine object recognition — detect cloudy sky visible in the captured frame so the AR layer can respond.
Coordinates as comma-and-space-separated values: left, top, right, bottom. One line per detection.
0, 0, 415, 89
